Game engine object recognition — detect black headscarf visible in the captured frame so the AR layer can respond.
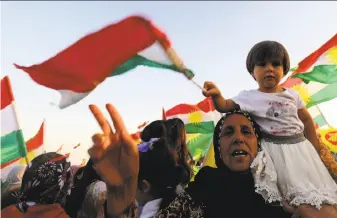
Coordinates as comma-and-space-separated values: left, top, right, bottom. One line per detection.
212, 110, 261, 168
16, 152, 73, 212
186, 110, 290, 218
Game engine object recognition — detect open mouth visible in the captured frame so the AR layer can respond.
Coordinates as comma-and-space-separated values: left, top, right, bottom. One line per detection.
231, 149, 248, 157
264, 76, 275, 80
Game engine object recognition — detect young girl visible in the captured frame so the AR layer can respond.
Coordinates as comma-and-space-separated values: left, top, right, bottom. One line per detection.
203, 41, 337, 213
136, 138, 186, 217
141, 119, 193, 187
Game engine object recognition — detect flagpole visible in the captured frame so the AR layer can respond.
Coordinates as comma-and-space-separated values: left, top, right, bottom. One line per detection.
164, 47, 206, 92
315, 105, 332, 128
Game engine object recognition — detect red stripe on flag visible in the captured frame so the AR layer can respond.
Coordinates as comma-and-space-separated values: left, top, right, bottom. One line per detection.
1, 76, 15, 110
0, 158, 20, 169
166, 97, 215, 116
14, 15, 171, 93
26, 122, 44, 151
281, 34, 337, 88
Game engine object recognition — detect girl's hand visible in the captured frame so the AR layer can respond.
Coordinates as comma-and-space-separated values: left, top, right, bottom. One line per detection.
203, 81, 222, 97
88, 104, 139, 187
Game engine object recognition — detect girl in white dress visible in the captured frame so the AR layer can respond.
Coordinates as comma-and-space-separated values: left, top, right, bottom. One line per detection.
202, 40, 337, 215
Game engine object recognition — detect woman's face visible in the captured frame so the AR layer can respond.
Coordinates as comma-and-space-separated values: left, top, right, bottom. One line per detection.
219, 114, 258, 172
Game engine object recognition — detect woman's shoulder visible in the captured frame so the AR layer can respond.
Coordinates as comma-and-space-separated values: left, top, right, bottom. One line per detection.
191, 166, 223, 185
154, 191, 205, 218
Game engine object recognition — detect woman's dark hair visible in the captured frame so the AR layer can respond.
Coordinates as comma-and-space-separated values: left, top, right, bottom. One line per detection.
138, 138, 185, 210
246, 40, 290, 76
65, 159, 101, 218
141, 120, 167, 142
165, 118, 193, 185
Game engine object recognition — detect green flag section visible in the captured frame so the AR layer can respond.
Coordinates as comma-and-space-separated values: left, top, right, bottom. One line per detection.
1, 76, 28, 167
292, 65, 337, 84
15, 15, 194, 109
306, 82, 337, 108
185, 121, 215, 134
0, 130, 27, 165
282, 34, 337, 108
313, 114, 328, 128
281, 34, 337, 88
165, 97, 222, 162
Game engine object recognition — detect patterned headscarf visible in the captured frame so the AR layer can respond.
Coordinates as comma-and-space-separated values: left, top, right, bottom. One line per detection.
213, 110, 261, 168
16, 152, 73, 212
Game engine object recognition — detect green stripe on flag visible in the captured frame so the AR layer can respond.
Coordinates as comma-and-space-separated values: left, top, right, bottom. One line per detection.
187, 133, 213, 161
313, 114, 328, 127
292, 65, 337, 84
0, 130, 27, 165
307, 82, 337, 108
111, 55, 195, 78
185, 121, 215, 134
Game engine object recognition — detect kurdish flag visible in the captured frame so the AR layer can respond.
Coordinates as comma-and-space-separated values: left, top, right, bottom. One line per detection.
1, 76, 28, 166
15, 15, 194, 109
281, 34, 337, 109
165, 97, 222, 161
1, 121, 45, 179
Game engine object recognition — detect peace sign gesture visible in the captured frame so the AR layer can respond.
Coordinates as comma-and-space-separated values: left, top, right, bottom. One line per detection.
88, 104, 139, 188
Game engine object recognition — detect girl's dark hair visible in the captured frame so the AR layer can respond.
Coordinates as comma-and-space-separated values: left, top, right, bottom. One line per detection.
65, 159, 101, 218
141, 120, 167, 142
138, 138, 185, 210
165, 118, 193, 185
246, 40, 290, 76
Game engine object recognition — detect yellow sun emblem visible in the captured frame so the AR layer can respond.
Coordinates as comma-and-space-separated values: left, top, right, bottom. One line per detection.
188, 110, 203, 125
324, 46, 337, 65
186, 133, 201, 144
291, 84, 311, 104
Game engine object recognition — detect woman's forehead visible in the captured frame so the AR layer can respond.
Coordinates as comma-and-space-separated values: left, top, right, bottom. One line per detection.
222, 114, 253, 127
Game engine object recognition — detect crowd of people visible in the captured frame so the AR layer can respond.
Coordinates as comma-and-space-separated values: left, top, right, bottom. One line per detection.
2, 41, 337, 217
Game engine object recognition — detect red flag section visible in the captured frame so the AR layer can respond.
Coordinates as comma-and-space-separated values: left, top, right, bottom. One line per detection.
1, 76, 15, 110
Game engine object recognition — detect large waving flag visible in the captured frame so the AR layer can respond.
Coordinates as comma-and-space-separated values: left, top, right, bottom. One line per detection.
165, 97, 222, 162
1, 76, 28, 166
15, 15, 194, 109
281, 34, 337, 109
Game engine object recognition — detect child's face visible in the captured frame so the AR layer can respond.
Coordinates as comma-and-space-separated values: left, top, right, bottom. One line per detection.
251, 60, 284, 91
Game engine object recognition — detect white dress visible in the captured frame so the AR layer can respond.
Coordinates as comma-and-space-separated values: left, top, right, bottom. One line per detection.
232, 88, 337, 209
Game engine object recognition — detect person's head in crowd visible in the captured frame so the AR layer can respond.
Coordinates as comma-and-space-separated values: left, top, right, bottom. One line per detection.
1, 152, 73, 217
165, 118, 193, 184
136, 138, 186, 210
213, 110, 261, 172
65, 159, 101, 218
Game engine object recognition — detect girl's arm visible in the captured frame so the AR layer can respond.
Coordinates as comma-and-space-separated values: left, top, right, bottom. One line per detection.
298, 108, 320, 152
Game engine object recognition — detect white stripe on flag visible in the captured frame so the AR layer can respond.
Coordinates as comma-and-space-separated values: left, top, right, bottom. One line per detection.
1, 104, 20, 137
138, 41, 172, 65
